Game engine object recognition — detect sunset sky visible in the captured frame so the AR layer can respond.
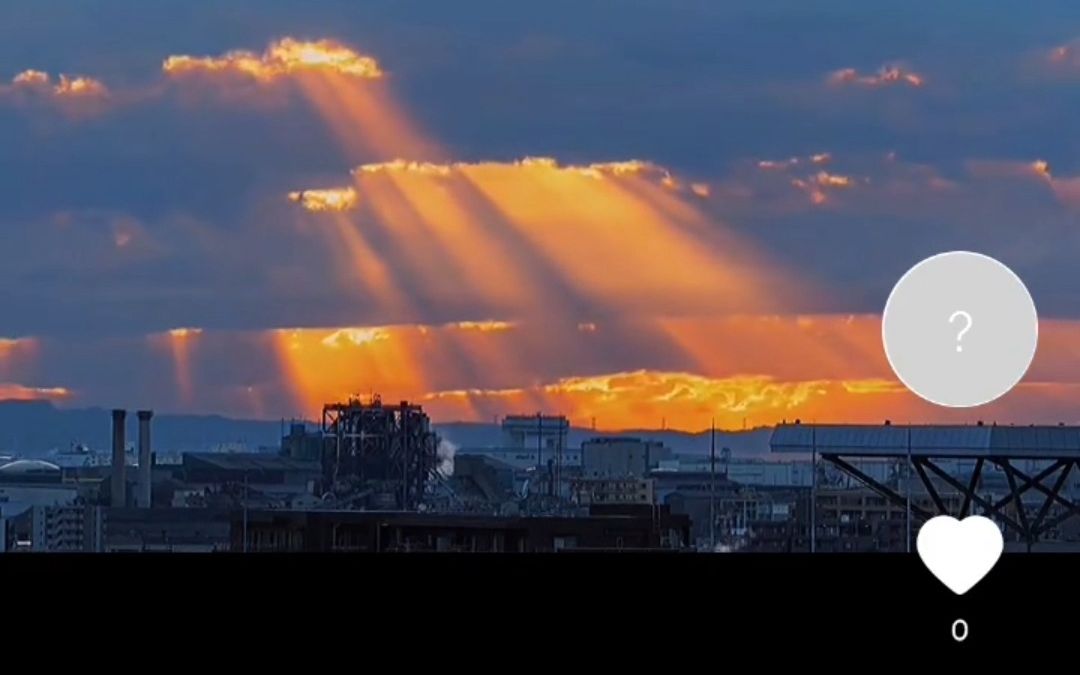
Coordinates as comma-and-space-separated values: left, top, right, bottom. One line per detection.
5, 2, 1080, 429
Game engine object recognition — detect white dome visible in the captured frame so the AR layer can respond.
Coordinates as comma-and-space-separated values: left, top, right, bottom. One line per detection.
0, 459, 62, 476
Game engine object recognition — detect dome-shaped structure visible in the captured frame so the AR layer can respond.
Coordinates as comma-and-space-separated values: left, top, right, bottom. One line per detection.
0, 459, 62, 476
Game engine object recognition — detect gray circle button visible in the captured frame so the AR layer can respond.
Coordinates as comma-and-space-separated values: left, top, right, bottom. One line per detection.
882, 251, 1038, 408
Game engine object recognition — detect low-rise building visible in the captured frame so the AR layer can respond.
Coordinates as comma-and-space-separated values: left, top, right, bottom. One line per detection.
581, 437, 669, 478
570, 477, 655, 505
236, 504, 689, 552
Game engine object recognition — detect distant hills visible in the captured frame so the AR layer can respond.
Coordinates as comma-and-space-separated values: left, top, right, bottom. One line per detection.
0, 400, 282, 457
0, 400, 773, 458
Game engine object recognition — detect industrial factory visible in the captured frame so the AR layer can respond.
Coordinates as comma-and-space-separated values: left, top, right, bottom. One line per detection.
0, 398, 690, 552
6, 400, 1080, 553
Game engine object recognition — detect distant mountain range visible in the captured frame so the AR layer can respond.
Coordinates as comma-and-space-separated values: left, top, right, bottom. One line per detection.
0, 400, 773, 458
0, 400, 282, 457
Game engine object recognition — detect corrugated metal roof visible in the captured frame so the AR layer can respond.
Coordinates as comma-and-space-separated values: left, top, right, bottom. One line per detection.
183, 452, 320, 472
770, 423, 1080, 458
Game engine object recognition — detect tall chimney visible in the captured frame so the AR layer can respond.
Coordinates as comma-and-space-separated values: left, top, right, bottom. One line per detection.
111, 409, 127, 508
137, 410, 153, 509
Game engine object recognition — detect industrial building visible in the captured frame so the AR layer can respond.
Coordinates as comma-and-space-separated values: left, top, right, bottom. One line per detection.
501, 414, 569, 454
5, 504, 95, 552
175, 452, 321, 508
21, 408, 1080, 554
460, 447, 583, 471
570, 477, 655, 506
320, 396, 440, 510
437, 454, 518, 513
581, 437, 669, 478
0, 459, 77, 517
235, 504, 689, 552
94, 507, 233, 552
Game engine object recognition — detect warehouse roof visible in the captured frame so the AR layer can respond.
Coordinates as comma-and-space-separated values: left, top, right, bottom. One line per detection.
770, 423, 1080, 458
182, 452, 320, 473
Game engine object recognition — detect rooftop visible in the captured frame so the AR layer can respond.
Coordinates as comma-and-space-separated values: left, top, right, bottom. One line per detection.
770, 423, 1080, 458
0, 459, 62, 476
182, 452, 320, 473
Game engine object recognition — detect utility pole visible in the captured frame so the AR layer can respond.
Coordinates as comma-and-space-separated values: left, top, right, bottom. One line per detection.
906, 426, 912, 553
710, 418, 716, 552
536, 411, 544, 493
811, 426, 816, 554
242, 472, 249, 553
556, 419, 563, 500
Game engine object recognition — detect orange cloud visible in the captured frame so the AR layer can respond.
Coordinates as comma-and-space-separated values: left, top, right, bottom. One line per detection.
292, 155, 806, 323
417, 370, 963, 431
828, 64, 924, 88
672, 153, 969, 219
420, 371, 837, 429
288, 187, 359, 212
965, 159, 1049, 181
963, 158, 1080, 210
206, 38, 436, 161
353, 157, 679, 183
0, 338, 30, 359
168, 327, 202, 338
813, 171, 854, 187
257, 315, 886, 423
321, 327, 390, 348
450, 321, 516, 332
4, 70, 108, 100
12, 70, 49, 87
790, 171, 860, 205
53, 75, 107, 97
354, 159, 453, 176
163, 37, 384, 82
0, 384, 71, 402
1032, 159, 1052, 180
73, 314, 1080, 428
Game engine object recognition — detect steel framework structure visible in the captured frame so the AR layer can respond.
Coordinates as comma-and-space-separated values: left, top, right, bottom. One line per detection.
321, 396, 439, 510
824, 454, 1078, 549
772, 423, 1080, 550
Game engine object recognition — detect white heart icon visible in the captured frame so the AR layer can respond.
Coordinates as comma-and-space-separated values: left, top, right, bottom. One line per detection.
916, 515, 1003, 595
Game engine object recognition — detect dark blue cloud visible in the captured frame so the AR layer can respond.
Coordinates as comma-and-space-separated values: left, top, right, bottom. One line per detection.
2, 0, 1080, 344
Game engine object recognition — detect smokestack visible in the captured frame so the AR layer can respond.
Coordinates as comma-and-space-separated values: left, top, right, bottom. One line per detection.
111, 409, 127, 508
137, 410, 153, 508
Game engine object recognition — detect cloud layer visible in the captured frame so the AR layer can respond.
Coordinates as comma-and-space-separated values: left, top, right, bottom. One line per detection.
1, 9, 1080, 429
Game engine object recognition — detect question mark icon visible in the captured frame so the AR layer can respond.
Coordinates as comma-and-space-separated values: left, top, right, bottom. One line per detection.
950, 310, 973, 352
